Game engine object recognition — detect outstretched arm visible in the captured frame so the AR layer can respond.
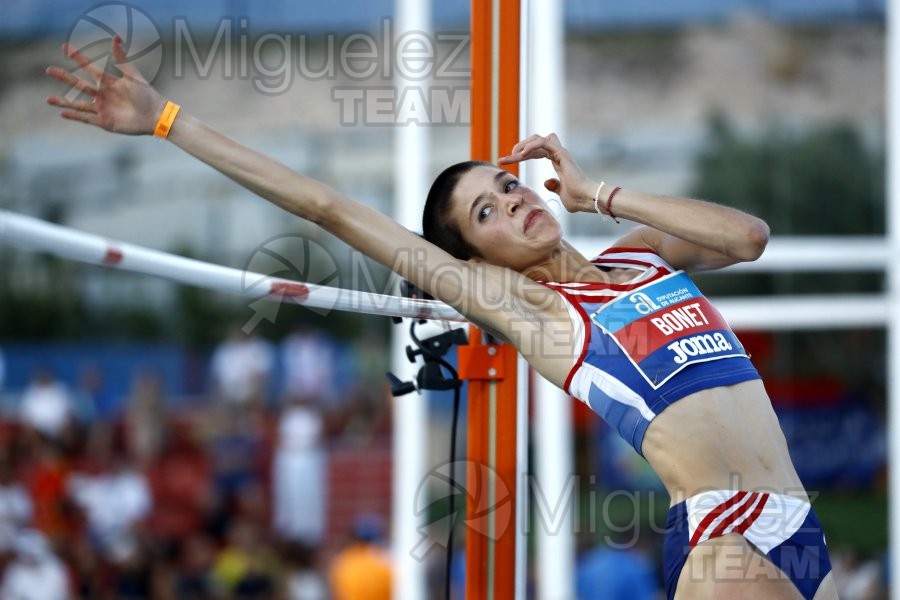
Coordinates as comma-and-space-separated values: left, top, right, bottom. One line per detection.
46, 38, 414, 271
46, 40, 453, 294
45, 38, 576, 367
499, 134, 769, 272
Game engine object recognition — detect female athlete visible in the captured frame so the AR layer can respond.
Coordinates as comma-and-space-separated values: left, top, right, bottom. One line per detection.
45, 37, 837, 599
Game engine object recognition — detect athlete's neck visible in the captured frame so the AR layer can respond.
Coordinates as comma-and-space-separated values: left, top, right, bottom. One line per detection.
521, 240, 607, 284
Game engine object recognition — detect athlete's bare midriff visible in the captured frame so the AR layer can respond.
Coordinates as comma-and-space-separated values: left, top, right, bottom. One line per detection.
640, 378, 809, 506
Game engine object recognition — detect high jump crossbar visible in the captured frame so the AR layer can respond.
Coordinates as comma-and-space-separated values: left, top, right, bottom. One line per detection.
0, 209, 463, 322
1, 209, 889, 331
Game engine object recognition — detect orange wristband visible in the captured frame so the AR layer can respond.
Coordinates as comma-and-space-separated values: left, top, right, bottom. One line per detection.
153, 101, 180, 138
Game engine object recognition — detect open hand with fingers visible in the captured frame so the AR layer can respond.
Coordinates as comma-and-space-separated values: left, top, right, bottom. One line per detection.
46, 35, 167, 135
498, 133, 597, 214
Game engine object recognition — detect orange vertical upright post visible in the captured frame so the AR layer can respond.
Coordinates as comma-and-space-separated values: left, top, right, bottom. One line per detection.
464, 0, 522, 598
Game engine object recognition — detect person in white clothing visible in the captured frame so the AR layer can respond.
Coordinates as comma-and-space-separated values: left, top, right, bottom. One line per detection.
68, 430, 151, 563
0, 530, 69, 600
280, 325, 337, 405
272, 397, 327, 544
210, 326, 275, 406
18, 369, 74, 440
0, 454, 31, 533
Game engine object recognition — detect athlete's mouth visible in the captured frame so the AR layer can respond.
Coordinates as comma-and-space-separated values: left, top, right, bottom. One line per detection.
524, 208, 542, 233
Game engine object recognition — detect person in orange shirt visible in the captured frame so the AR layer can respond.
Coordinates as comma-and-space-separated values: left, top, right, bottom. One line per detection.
330, 515, 392, 600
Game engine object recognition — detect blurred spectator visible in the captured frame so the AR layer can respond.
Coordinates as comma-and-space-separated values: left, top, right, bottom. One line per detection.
575, 534, 658, 600
234, 479, 270, 531
352, 328, 387, 391
211, 518, 277, 599
451, 549, 465, 600
67, 427, 151, 564
18, 368, 74, 441
73, 364, 112, 424
0, 452, 31, 531
21, 438, 74, 542
0, 529, 69, 600
282, 541, 329, 600
144, 424, 212, 543
124, 370, 167, 465
210, 327, 274, 406
174, 534, 216, 600
280, 325, 337, 406
64, 536, 104, 600
112, 540, 154, 600
208, 406, 265, 535
273, 397, 326, 545
330, 514, 393, 600
0, 527, 15, 581
0, 347, 5, 392
339, 385, 391, 444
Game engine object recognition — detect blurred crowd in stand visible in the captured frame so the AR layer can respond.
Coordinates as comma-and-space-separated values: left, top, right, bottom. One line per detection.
0, 328, 890, 599
0, 325, 394, 600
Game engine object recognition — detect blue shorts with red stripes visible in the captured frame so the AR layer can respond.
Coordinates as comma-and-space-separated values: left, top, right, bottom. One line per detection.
663, 490, 832, 599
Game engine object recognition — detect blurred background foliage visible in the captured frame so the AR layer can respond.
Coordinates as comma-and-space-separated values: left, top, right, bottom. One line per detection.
691, 115, 884, 236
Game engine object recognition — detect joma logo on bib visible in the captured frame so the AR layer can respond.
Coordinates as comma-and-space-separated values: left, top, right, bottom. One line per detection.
667, 332, 734, 364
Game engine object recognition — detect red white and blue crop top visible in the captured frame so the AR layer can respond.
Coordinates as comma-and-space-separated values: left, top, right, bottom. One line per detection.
540, 248, 761, 456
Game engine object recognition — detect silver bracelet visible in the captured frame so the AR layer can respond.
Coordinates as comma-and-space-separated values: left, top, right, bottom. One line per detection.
593, 181, 607, 217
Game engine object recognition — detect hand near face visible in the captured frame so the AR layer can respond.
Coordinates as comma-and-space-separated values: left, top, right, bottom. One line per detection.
45, 36, 166, 136
498, 133, 594, 213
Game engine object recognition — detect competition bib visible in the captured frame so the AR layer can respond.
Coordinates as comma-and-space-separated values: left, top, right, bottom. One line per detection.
589, 271, 747, 389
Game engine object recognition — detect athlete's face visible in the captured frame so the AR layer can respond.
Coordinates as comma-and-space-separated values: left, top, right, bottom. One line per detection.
449, 165, 563, 271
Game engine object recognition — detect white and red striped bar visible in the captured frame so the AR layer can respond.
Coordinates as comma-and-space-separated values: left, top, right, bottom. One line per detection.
0, 209, 464, 322
1, 209, 889, 330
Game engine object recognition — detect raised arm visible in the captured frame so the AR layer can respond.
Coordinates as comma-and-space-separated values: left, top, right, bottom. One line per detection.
46, 40, 452, 296
499, 133, 769, 272
44, 38, 576, 370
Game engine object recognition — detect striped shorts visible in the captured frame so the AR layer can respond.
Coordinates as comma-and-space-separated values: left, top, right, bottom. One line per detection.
663, 490, 832, 600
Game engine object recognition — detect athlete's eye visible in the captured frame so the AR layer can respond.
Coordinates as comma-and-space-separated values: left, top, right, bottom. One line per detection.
478, 205, 493, 222
504, 180, 519, 193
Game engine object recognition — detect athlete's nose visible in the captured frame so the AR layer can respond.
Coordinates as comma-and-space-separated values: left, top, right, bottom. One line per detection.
506, 193, 523, 216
